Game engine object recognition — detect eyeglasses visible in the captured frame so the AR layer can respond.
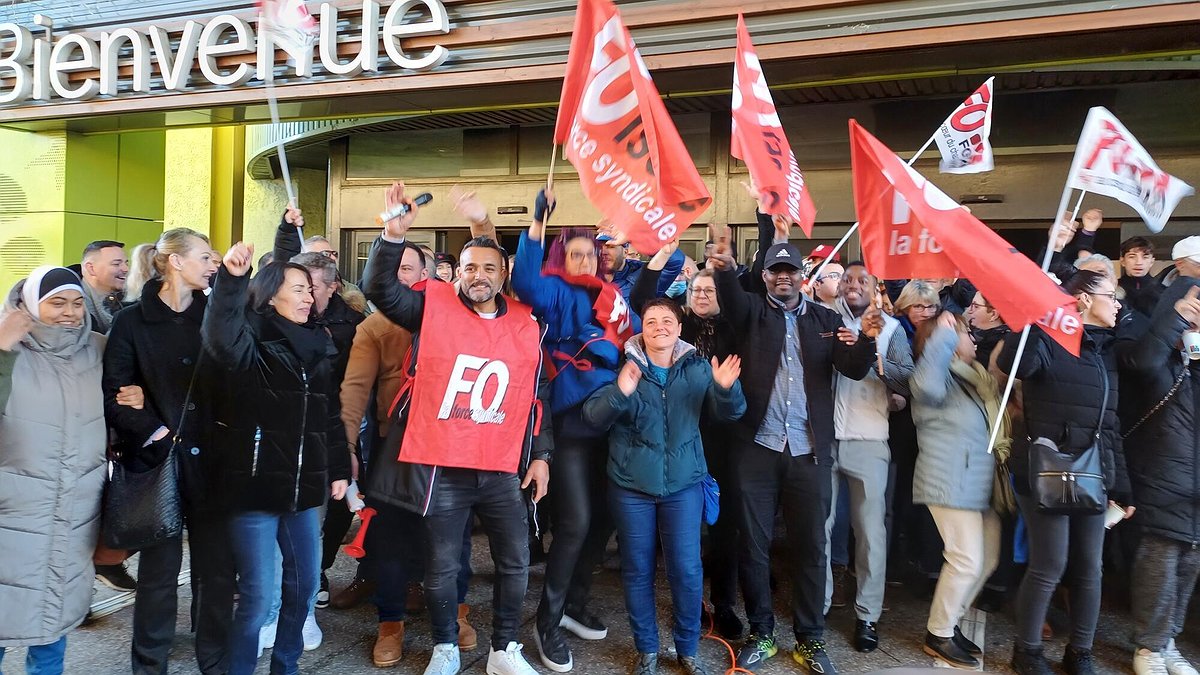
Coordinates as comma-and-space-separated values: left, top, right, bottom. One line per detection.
909, 304, 939, 312
815, 272, 842, 283
318, 250, 339, 260
969, 301, 992, 312
690, 287, 715, 297
1087, 291, 1118, 302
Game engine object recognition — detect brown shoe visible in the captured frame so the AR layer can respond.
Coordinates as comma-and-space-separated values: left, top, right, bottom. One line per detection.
331, 577, 376, 610
457, 604, 478, 651
373, 621, 404, 667
405, 582, 425, 614
831, 565, 850, 609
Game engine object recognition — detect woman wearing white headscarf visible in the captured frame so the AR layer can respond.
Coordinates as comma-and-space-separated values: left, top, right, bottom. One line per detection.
0, 266, 107, 674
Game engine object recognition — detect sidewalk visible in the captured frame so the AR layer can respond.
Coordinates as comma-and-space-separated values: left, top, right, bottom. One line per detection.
26, 533, 1198, 674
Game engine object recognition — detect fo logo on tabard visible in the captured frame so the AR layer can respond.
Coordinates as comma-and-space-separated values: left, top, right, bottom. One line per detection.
438, 355, 509, 425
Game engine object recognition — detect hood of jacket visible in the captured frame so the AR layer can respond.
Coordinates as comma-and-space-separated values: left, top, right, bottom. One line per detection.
6, 280, 94, 357
624, 333, 698, 373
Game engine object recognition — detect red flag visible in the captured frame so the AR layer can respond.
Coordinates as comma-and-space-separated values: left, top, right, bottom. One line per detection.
730, 15, 816, 236
850, 120, 1082, 356
554, 0, 711, 255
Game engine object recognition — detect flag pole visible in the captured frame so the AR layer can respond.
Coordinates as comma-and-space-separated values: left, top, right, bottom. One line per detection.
547, 144, 558, 191
1069, 190, 1087, 222
810, 134, 936, 282
985, 183, 1080, 453
260, 17, 305, 252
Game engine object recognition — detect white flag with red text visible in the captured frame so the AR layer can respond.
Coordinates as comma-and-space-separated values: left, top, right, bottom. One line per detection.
258, 0, 319, 51
1066, 107, 1194, 233
730, 14, 816, 236
932, 77, 995, 174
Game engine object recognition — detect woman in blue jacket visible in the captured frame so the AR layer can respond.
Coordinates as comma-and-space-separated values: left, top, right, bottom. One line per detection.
584, 298, 746, 675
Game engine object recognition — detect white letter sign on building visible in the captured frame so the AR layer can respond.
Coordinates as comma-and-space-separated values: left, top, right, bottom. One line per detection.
0, 0, 452, 106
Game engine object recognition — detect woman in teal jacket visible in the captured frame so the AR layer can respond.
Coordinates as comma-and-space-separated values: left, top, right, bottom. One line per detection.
584, 298, 745, 675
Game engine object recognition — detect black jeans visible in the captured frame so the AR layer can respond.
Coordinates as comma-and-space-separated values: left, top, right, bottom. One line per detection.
735, 440, 832, 641
537, 433, 611, 633
132, 508, 235, 675
424, 468, 528, 647
321, 496, 354, 572
703, 422, 740, 612
370, 500, 475, 623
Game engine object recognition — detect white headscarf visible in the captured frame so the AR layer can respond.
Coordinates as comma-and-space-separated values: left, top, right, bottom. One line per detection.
21, 266, 84, 321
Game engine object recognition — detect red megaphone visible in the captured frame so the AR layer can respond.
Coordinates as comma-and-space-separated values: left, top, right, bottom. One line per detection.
343, 507, 376, 559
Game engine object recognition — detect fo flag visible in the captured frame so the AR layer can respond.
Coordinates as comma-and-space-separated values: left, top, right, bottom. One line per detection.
851, 120, 1082, 356
932, 77, 995, 174
257, 0, 319, 51
1066, 107, 1194, 233
554, 0, 711, 255
730, 15, 816, 236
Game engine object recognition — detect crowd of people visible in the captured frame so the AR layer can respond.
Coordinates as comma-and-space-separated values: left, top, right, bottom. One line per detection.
0, 182, 1198, 675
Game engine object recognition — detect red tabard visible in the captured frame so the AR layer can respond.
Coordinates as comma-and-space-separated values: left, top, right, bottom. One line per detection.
400, 281, 542, 474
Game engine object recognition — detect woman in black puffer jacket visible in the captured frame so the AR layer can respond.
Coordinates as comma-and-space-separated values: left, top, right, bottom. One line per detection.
997, 270, 1133, 675
202, 243, 350, 675
1120, 279, 1200, 673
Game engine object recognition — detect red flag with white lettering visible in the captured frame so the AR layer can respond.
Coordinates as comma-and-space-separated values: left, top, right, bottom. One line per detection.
553, 0, 711, 255
851, 120, 1082, 355
730, 15, 816, 236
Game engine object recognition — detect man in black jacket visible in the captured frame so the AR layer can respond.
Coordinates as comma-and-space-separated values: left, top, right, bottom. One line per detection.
709, 207, 878, 675
363, 182, 552, 675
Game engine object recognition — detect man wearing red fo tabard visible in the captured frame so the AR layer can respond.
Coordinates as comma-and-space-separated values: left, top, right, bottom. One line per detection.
361, 182, 553, 675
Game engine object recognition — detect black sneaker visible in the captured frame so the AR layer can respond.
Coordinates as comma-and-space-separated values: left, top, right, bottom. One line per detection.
315, 572, 330, 609
1011, 644, 1053, 675
631, 653, 657, 675
735, 634, 778, 672
677, 655, 709, 675
953, 626, 982, 657
1063, 645, 1096, 675
793, 639, 838, 674
854, 620, 879, 653
95, 564, 137, 592
561, 607, 607, 640
713, 607, 744, 641
534, 625, 573, 672
924, 632, 979, 670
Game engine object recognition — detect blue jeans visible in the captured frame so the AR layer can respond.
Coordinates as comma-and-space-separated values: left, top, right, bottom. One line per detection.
228, 509, 320, 675
0, 635, 67, 675
610, 481, 703, 657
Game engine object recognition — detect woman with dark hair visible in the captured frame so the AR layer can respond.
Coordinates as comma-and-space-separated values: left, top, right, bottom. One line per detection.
910, 310, 1002, 670
103, 228, 236, 675
511, 188, 631, 672
584, 297, 744, 675
999, 269, 1134, 675
202, 245, 351, 675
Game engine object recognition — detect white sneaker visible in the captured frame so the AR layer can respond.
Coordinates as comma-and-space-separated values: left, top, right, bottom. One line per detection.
257, 621, 277, 658
424, 643, 461, 675
1135, 649, 1171, 675
302, 611, 323, 651
487, 641, 539, 675
1165, 640, 1200, 675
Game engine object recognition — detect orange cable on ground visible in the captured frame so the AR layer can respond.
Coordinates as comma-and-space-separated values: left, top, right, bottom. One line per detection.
700, 602, 756, 675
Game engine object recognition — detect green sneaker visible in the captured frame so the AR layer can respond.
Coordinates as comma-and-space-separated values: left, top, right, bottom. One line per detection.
793, 639, 837, 674
735, 634, 778, 672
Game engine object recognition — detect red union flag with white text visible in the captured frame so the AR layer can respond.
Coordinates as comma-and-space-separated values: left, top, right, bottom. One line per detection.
554, 0, 711, 254
730, 14, 816, 236
932, 77, 995, 174
1066, 107, 1194, 233
851, 120, 1082, 356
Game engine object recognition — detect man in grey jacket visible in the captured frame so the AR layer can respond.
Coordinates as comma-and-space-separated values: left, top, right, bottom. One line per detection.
824, 262, 914, 653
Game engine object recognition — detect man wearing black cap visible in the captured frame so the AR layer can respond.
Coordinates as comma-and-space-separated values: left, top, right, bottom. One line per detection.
709, 207, 879, 675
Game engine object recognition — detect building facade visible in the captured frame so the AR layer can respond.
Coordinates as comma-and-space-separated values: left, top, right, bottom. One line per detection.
1, 0, 1198, 289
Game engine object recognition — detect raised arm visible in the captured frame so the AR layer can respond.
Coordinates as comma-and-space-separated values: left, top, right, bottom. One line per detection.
451, 186, 500, 243
1121, 283, 1199, 371
274, 205, 304, 262
202, 244, 259, 372
630, 241, 677, 315
910, 320, 959, 407
361, 182, 426, 332
714, 266, 752, 328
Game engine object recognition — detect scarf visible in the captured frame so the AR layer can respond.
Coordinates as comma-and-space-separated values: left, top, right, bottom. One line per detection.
263, 311, 335, 369
949, 358, 1011, 461
544, 271, 633, 348
22, 266, 84, 322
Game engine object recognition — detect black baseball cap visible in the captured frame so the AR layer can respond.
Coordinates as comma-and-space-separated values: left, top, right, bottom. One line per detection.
434, 252, 456, 266
764, 243, 803, 270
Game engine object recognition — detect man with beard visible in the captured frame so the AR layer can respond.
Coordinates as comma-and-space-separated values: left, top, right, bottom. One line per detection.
600, 232, 684, 303
709, 203, 878, 675
362, 182, 552, 675
824, 262, 912, 654
79, 240, 128, 333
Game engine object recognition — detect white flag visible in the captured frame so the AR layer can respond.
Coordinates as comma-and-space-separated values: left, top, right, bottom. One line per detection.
1066, 107, 1194, 233
258, 0, 319, 51
933, 77, 995, 174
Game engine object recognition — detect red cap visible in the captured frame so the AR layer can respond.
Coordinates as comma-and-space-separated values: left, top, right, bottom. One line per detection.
808, 245, 841, 262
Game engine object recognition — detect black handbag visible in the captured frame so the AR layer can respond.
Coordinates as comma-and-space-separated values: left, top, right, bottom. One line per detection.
101, 365, 200, 550
1028, 357, 1109, 515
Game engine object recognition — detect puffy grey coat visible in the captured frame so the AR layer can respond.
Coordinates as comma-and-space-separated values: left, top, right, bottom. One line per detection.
0, 283, 107, 647
911, 326, 994, 511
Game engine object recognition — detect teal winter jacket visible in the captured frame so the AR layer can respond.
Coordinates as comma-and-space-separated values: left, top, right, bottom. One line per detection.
584, 335, 746, 497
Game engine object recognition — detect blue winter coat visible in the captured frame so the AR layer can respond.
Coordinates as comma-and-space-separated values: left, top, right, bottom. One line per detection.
583, 336, 746, 497
910, 326, 994, 511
